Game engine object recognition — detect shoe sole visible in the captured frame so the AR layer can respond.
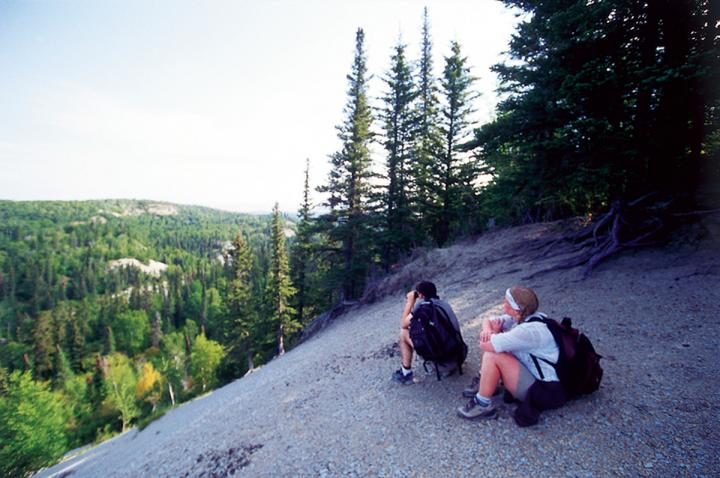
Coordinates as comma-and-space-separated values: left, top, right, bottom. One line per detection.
456, 409, 498, 420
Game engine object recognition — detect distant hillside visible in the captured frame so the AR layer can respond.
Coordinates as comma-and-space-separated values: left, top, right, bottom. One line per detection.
0, 199, 300, 474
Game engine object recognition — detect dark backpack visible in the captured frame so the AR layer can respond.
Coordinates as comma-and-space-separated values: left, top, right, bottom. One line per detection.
409, 300, 468, 380
526, 316, 603, 399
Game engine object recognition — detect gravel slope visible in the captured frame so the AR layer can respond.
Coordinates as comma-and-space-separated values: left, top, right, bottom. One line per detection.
35, 221, 720, 478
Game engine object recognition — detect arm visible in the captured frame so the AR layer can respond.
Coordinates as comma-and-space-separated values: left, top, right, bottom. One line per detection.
479, 317, 504, 343
400, 290, 416, 330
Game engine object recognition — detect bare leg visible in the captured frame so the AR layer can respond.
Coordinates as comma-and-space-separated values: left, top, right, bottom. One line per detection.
399, 328, 413, 368
478, 351, 522, 397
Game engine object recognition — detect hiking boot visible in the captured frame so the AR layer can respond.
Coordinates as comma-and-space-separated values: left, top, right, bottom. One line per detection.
462, 374, 481, 398
392, 369, 414, 385
457, 397, 498, 420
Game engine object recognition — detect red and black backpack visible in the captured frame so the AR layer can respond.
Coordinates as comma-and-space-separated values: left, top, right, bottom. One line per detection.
526, 316, 603, 398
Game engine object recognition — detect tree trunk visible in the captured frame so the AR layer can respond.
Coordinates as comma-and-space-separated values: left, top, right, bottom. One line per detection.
277, 323, 285, 356
246, 350, 255, 371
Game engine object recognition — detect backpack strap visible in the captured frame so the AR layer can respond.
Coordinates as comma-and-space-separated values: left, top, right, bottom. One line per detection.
530, 354, 545, 380
429, 299, 466, 378
527, 313, 558, 379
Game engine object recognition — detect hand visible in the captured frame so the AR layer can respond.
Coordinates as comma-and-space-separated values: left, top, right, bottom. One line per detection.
406, 290, 417, 302
480, 330, 493, 343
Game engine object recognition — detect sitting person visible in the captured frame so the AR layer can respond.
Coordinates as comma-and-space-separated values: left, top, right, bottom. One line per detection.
392, 281, 463, 384
457, 286, 566, 425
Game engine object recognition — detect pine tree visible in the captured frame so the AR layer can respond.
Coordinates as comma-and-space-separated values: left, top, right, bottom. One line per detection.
474, 0, 719, 222
317, 28, 376, 300
104, 325, 116, 355
151, 311, 162, 349
226, 232, 258, 372
67, 310, 86, 372
431, 40, 478, 246
32, 311, 55, 380
266, 203, 297, 356
291, 159, 313, 324
379, 39, 418, 269
411, 7, 444, 241
52, 345, 73, 389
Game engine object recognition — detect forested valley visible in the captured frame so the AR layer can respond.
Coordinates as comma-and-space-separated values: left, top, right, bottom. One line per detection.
1, 2, 718, 476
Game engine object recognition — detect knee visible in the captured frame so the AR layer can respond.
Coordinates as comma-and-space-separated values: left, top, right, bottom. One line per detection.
482, 351, 511, 366
481, 351, 498, 364
399, 328, 411, 344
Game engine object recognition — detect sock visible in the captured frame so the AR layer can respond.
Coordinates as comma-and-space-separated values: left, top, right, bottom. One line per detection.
474, 393, 491, 407
401, 365, 412, 376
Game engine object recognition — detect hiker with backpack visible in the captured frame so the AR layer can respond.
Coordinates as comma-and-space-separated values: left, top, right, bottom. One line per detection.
392, 281, 468, 384
458, 286, 566, 425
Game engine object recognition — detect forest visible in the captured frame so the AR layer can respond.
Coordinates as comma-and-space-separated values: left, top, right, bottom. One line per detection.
1, 1, 718, 476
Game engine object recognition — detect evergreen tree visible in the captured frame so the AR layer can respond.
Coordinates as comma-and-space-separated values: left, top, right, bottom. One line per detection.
32, 311, 55, 380
151, 311, 162, 349
67, 312, 86, 372
431, 40, 478, 245
266, 203, 297, 356
226, 232, 259, 372
474, 0, 719, 222
52, 345, 73, 389
379, 39, 418, 268
290, 159, 313, 324
411, 7, 444, 240
317, 28, 376, 300
104, 325, 116, 355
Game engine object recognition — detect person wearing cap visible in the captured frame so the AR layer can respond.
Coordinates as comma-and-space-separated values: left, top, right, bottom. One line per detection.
457, 286, 566, 425
391, 280, 462, 385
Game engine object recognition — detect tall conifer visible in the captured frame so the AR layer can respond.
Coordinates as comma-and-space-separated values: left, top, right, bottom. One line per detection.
291, 159, 313, 324
433, 40, 478, 245
317, 28, 375, 300
379, 39, 417, 269
226, 232, 258, 372
265, 203, 297, 356
412, 7, 443, 241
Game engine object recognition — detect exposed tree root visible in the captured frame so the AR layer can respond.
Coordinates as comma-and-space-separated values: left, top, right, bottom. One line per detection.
521, 193, 694, 280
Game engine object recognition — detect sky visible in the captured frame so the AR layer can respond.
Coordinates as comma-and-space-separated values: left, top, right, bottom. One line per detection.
0, 0, 521, 214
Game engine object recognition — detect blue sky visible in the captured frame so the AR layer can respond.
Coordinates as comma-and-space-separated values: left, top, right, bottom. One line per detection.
0, 0, 519, 213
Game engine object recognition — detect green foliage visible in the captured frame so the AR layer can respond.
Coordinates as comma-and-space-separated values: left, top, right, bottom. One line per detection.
430, 40, 478, 245
266, 204, 297, 355
114, 310, 150, 356
317, 28, 377, 300
0, 371, 68, 477
474, 0, 718, 223
379, 39, 419, 268
412, 7, 445, 241
103, 353, 139, 432
189, 334, 225, 392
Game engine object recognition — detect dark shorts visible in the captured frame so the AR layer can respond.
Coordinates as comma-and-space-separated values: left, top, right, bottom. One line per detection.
514, 379, 567, 427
